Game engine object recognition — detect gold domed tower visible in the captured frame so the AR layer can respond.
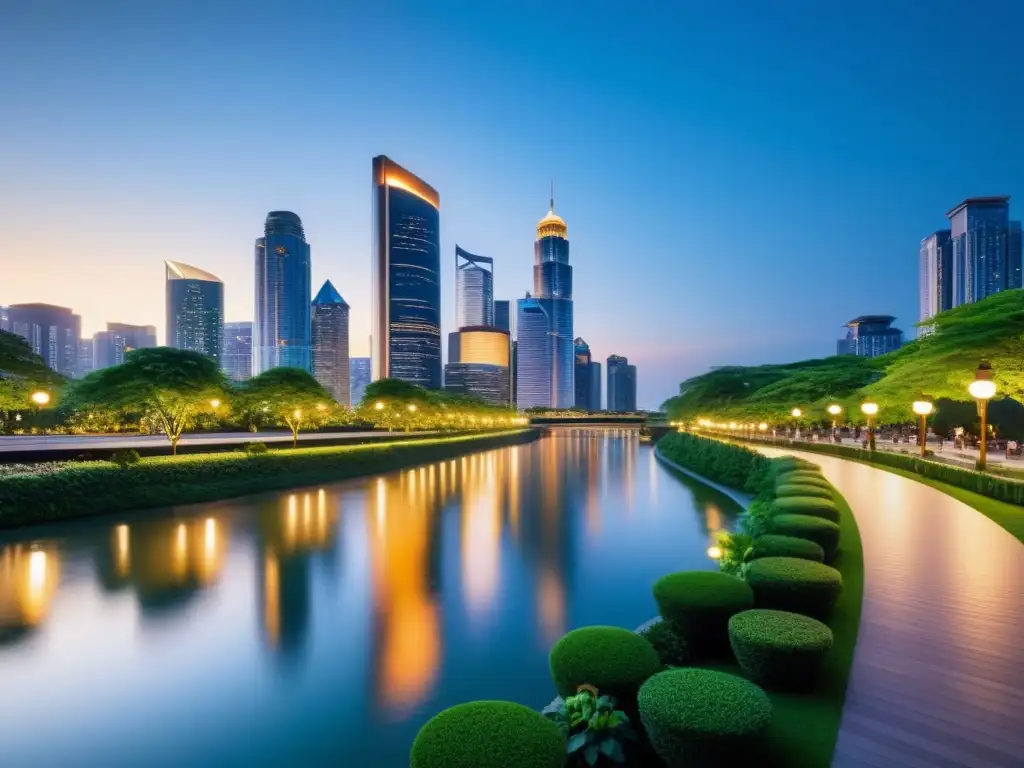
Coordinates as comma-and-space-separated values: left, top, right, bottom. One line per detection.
536, 189, 568, 240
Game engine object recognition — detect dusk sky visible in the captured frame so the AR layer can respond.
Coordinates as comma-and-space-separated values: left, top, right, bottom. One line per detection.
3, 0, 1023, 408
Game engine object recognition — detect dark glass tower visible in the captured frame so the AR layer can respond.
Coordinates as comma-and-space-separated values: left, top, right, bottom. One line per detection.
494, 300, 511, 332
165, 261, 224, 363
222, 322, 253, 382
573, 337, 592, 410
372, 156, 441, 389
947, 197, 1011, 306
533, 193, 574, 408
6, 303, 80, 377
255, 211, 312, 374
311, 279, 350, 405
607, 354, 637, 412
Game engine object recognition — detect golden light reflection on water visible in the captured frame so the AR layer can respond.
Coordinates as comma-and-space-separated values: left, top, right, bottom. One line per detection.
0, 544, 61, 631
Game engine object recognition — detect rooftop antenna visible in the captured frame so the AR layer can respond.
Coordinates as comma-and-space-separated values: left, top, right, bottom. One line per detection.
550, 180, 555, 211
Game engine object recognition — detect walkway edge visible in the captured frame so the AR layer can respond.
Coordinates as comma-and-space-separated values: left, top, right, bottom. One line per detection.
654, 445, 755, 508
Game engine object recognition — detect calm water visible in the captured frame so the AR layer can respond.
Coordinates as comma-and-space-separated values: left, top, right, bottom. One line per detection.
0, 432, 740, 767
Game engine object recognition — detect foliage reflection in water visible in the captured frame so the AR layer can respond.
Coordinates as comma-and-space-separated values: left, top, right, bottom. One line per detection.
0, 432, 739, 767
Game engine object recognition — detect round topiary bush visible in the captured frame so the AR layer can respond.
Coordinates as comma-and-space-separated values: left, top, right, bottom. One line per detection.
549, 625, 662, 700
745, 534, 824, 563
728, 609, 834, 690
638, 668, 772, 766
770, 495, 840, 523
776, 470, 830, 488
745, 557, 843, 618
638, 618, 689, 667
652, 571, 754, 656
770, 514, 841, 562
410, 700, 566, 768
775, 482, 833, 500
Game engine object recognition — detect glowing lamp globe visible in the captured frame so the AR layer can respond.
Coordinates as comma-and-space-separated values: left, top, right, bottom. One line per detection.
969, 380, 996, 401
912, 400, 934, 416
861, 402, 879, 417
30, 391, 50, 406
827, 404, 841, 416
791, 408, 802, 418
758, 423, 768, 431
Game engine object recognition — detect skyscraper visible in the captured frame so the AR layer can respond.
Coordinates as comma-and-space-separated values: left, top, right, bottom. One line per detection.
0, 306, 9, 332
165, 260, 224, 363
371, 156, 441, 388
494, 300, 511, 332
455, 246, 494, 329
1010, 220, 1022, 290
919, 230, 952, 327
76, 339, 94, 379
515, 295, 551, 409
573, 337, 600, 412
607, 354, 637, 412
444, 327, 511, 406
836, 316, 903, 358
255, 211, 312, 374
222, 321, 253, 383
589, 362, 602, 411
311, 279, 350, 405
349, 357, 371, 407
93, 322, 157, 370
7, 303, 81, 377
947, 197, 1012, 306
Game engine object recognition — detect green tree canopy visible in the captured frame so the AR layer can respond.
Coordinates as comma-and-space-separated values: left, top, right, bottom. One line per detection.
68, 347, 225, 452
239, 367, 333, 445
0, 330, 64, 415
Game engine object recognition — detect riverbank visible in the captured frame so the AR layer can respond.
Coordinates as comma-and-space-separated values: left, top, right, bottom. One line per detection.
0, 429, 539, 529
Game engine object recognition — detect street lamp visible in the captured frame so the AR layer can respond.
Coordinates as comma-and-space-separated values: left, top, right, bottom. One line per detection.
827, 404, 841, 442
375, 401, 385, 411
209, 398, 221, 409
791, 408, 802, 418
861, 401, 878, 451
758, 422, 768, 432
408, 403, 418, 413
969, 361, 997, 471
912, 399, 934, 458
31, 391, 51, 407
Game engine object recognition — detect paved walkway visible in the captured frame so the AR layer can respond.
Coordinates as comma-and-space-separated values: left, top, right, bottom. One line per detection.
760, 447, 1024, 767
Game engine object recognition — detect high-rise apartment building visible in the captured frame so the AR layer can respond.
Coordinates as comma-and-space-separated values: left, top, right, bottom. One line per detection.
919, 230, 952, 327
947, 197, 1012, 306
255, 211, 312, 374
443, 327, 511, 406
573, 337, 601, 412
76, 339, 94, 379
607, 354, 637, 412
222, 322, 253, 383
7, 303, 81, 377
371, 156, 441, 388
515, 295, 551, 409
349, 357, 371, 407
311, 280, 350, 405
1010, 220, 1022, 290
589, 362, 602, 411
165, 260, 224, 363
455, 246, 494, 329
93, 322, 157, 370
494, 300, 511, 332
836, 315, 902, 358
0, 306, 8, 332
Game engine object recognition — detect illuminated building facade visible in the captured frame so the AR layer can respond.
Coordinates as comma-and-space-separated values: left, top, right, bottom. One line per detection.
607, 354, 637, 412
455, 246, 494, 329
222, 321, 253, 382
93, 322, 156, 370
573, 337, 601, 412
6, 303, 81, 377
255, 211, 312, 374
514, 295, 551, 409
918, 230, 952, 328
443, 326, 511, 405
165, 260, 224, 363
531, 194, 574, 408
311, 279, 350, 404
371, 156, 441, 388
350, 357, 371, 406
836, 315, 903, 358
947, 197, 1014, 306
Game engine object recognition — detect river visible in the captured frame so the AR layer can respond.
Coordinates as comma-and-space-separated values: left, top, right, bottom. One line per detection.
0, 431, 740, 767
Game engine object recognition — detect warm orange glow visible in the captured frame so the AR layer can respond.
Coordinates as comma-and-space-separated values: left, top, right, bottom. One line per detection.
382, 170, 440, 209
263, 551, 280, 648
538, 565, 566, 644
114, 524, 130, 577
461, 483, 502, 618
458, 328, 511, 367
0, 543, 61, 630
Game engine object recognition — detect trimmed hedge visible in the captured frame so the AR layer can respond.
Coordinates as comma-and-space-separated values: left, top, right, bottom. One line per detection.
638, 668, 772, 766
770, 496, 840, 523
770, 514, 841, 562
775, 482, 833, 500
638, 619, 689, 667
745, 534, 824, 563
410, 700, 565, 768
0, 430, 537, 528
652, 571, 754, 655
549, 625, 662, 701
745, 557, 843, 618
728, 609, 833, 690
776, 470, 830, 489
657, 432, 772, 494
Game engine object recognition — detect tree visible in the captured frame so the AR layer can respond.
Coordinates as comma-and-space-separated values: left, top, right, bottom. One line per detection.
68, 347, 225, 454
239, 367, 333, 446
0, 330, 64, 424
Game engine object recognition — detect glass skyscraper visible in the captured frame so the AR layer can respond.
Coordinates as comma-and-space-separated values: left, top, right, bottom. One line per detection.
349, 357, 371, 407
222, 322, 253, 383
7, 303, 81, 377
311, 279, 350, 405
93, 323, 157, 370
371, 156, 441, 389
515, 296, 551, 409
255, 211, 312, 374
947, 197, 1011, 306
918, 230, 953, 328
494, 300, 511, 332
165, 260, 224, 363
607, 354, 637, 412
573, 337, 600, 412
836, 316, 903, 358
455, 246, 494, 329
1010, 220, 1022, 290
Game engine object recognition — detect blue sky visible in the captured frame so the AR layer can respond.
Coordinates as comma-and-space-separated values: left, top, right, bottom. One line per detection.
2, 0, 1022, 408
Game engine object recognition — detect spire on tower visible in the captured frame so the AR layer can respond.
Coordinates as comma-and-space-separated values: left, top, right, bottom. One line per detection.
549, 180, 555, 211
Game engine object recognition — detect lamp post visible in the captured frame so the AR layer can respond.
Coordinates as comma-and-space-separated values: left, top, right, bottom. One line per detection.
791, 408, 802, 439
861, 401, 878, 451
827, 404, 841, 442
969, 361, 997, 471
911, 399, 933, 458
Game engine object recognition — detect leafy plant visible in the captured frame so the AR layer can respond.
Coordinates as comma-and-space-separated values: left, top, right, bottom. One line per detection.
638, 620, 689, 666
542, 688, 636, 766
715, 531, 752, 576
108, 448, 141, 468
243, 441, 269, 456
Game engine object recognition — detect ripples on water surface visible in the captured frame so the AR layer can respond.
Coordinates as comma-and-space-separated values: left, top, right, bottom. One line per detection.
0, 432, 739, 767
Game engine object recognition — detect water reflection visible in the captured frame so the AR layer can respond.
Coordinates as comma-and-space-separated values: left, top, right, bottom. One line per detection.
0, 433, 740, 768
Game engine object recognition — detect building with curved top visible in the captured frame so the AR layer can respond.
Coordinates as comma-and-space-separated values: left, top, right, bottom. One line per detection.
574, 337, 601, 411
836, 315, 903, 358
311, 279, 350, 404
372, 156, 441, 389
255, 211, 312, 374
455, 246, 494, 329
165, 260, 223, 363
606, 354, 637, 412
443, 326, 510, 406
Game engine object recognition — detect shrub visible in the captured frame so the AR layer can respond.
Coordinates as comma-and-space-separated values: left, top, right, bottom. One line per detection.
715, 531, 752, 576
242, 441, 269, 456
108, 449, 141, 468
549, 626, 662, 701
657, 432, 772, 494
728, 609, 833, 690
745, 534, 824, 563
776, 471, 830, 489
410, 700, 565, 768
638, 668, 771, 766
745, 557, 843, 618
769, 514, 841, 562
775, 482, 833, 500
770, 496, 840, 523
638, 619, 689, 667
740, 500, 775, 538
652, 571, 754, 655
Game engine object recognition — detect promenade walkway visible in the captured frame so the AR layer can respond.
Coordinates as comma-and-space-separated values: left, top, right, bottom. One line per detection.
760, 447, 1024, 767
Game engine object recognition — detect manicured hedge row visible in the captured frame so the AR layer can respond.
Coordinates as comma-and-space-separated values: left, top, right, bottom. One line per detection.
770, 495, 841, 523
548, 625, 662, 701
770, 514, 841, 562
746, 534, 825, 563
745, 557, 844, 618
775, 482, 834, 500
728, 609, 833, 690
657, 432, 773, 495
0, 430, 539, 527
653, 571, 754, 655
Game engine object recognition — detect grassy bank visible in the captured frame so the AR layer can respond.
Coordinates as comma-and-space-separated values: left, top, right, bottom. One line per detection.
0, 429, 538, 528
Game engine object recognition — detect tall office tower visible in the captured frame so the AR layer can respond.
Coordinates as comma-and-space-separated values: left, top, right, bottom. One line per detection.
494, 300, 511, 332
589, 361, 602, 411
0, 306, 8, 332
836, 316, 903, 358
533, 193, 574, 408
447, 332, 461, 365
7, 303, 81, 377
76, 339, 94, 379
573, 337, 593, 411
165, 260, 224, 363
444, 327, 511, 406
947, 197, 1011, 306
93, 322, 157, 370
222, 321, 253, 383
255, 211, 312, 374
371, 155, 441, 388
511, 340, 518, 405
515, 295, 551, 409
349, 357, 371, 407
918, 230, 953, 329
607, 354, 637, 412
455, 246, 494, 329
1010, 221, 1022, 290
311, 280, 350, 404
